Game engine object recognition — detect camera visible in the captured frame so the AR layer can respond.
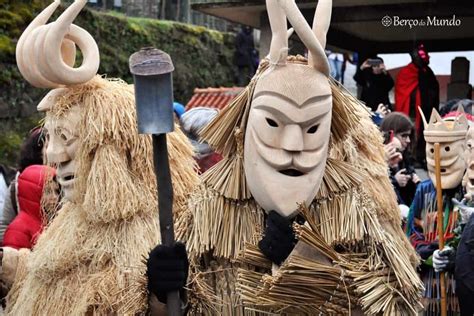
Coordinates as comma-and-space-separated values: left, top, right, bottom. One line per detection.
402, 165, 416, 176
367, 58, 383, 66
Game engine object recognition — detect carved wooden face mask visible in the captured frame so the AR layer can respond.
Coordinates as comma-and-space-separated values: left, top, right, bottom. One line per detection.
463, 127, 474, 200
244, 0, 332, 217
44, 105, 81, 202
423, 109, 469, 189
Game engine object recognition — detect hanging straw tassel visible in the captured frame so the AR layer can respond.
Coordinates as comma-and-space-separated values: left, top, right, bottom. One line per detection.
316, 158, 364, 200
178, 185, 264, 260
201, 128, 251, 200
200, 61, 270, 158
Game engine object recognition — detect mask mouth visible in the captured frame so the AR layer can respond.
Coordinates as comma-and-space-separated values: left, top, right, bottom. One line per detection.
470, 178, 474, 186
279, 168, 305, 177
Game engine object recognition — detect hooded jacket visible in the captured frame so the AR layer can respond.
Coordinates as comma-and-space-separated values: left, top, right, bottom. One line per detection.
2, 165, 55, 249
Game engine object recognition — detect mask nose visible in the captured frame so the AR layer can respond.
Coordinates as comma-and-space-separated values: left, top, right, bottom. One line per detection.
281, 124, 303, 152
46, 139, 70, 164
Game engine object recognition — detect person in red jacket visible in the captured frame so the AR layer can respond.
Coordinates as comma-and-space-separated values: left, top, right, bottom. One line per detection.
395, 44, 439, 166
3, 165, 56, 249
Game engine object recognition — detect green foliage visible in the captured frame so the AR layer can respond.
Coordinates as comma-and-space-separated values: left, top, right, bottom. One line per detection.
1, 2, 237, 166
0, 115, 43, 168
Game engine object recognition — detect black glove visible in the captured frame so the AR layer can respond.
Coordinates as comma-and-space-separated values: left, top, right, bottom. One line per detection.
258, 211, 297, 265
146, 242, 189, 303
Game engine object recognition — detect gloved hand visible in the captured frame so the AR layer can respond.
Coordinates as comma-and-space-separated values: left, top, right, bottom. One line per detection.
432, 246, 454, 273
146, 242, 189, 303
452, 198, 474, 224
258, 211, 297, 265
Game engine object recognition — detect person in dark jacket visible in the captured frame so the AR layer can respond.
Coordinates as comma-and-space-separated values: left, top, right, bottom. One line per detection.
433, 201, 474, 316
354, 56, 394, 111
3, 165, 56, 249
235, 25, 256, 86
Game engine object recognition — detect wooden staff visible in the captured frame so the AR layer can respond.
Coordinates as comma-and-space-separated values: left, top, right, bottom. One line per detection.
434, 143, 447, 316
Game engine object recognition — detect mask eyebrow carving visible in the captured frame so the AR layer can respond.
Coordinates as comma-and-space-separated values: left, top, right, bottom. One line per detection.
253, 93, 331, 125
255, 104, 329, 126
253, 91, 331, 108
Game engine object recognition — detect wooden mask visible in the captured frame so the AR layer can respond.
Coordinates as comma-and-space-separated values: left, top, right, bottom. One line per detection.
422, 108, 469, 189
244, 0, 332, 217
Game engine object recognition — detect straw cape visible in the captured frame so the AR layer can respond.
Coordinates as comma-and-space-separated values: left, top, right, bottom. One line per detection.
7, 0, 199, 313
5, 76, 199, 315
176, 57, 423, 315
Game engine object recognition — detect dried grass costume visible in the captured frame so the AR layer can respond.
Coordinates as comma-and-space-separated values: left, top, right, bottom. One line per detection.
177, 1, 423, 315
5, 1, 198, 314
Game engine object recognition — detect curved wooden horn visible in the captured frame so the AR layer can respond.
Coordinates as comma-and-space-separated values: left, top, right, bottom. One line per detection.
61, 39, 77, 68
312, 0, 332, 49
42, 0, 99, 85
16, 0, 61, 88
277, 0, 329, 75
266, 0, 288, 64
35, 25, 77, 85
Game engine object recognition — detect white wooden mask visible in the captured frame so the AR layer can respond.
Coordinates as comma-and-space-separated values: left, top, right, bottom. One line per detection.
244, 0, 332, 217
422, 109, 468, 189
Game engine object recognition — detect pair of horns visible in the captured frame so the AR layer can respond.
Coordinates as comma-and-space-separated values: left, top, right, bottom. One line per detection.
267, 0, 331, 75
16, 0, 100, 88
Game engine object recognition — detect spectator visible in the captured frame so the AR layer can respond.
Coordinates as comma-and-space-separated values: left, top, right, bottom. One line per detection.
327, 50, 344, 82
235, 26, 256, 86
395, 44, 440, 166
380, 112, 420, 206
0, 170, 6, 219
180, 107, 222, 174
353, 56, 394, 112
0, 128, 45, 242
340, 52, 357, 85
3, 165, 56, 249
440, 99, 474, 121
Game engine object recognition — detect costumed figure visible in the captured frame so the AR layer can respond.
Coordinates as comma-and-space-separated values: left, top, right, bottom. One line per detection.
177, 0, 423, 314
432, 124, 474, 316
395, 44, 440, 165
1, 1, 198, 314
406, 107, 469, 315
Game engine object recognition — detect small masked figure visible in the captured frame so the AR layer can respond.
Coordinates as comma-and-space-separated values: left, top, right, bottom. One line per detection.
2, 1, 198, 314
406, 107, 469, 316
463, 127, 474, 202
177, 0, 423, 314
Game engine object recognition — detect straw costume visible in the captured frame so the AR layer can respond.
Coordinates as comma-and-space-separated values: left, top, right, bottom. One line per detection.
176, 0, 423, 314
462, 126, 474, 203
451, 125, 474, 315
3, 1, 198, 314
406, 109, 469, 315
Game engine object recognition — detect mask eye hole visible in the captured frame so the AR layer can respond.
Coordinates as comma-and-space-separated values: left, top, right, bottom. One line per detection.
445, 146, 450, 152
266, 118, 278, 127
307, 124, 319, 134
430, 148, 434, 154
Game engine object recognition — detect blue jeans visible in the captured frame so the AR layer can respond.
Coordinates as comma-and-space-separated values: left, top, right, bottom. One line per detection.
329, 59, 343, 82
